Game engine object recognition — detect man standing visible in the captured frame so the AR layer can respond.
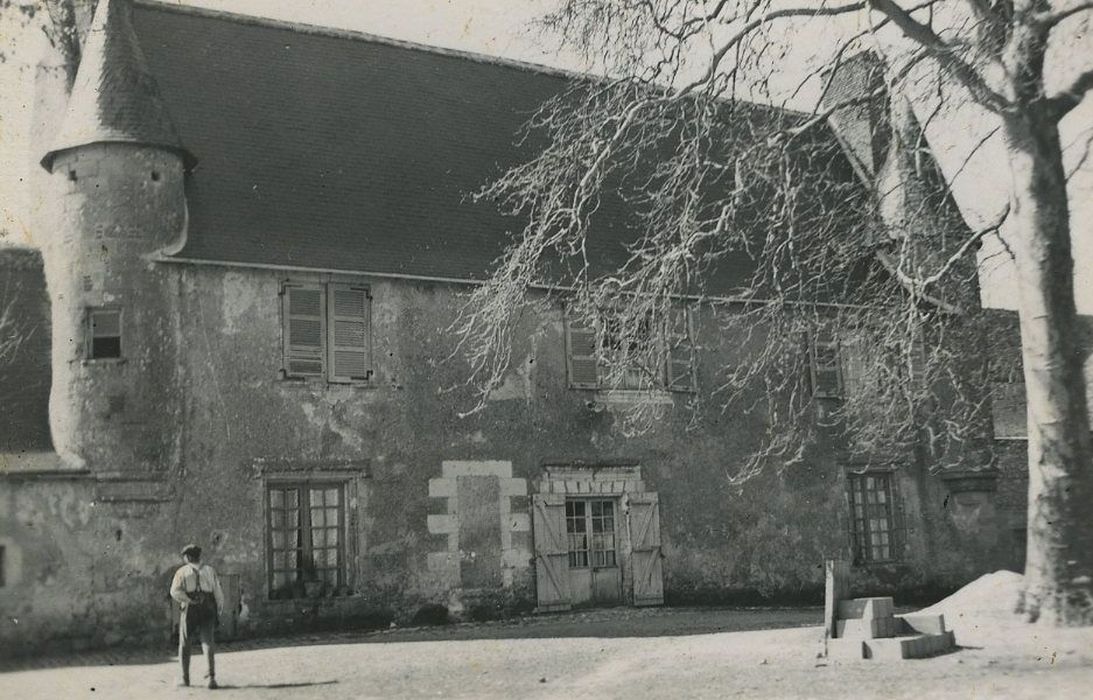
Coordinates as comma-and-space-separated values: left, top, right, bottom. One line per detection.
170, 544, 225, 689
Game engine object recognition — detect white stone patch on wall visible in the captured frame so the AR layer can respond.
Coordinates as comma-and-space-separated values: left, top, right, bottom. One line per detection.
427, 460, 529, 598
486, 354, 533, 402
219, 270, 262, 335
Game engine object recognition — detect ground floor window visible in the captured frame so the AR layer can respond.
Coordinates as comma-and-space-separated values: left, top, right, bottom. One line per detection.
565, 499, 618, 569
847, 472, 899, 564
267, 483, 346, 598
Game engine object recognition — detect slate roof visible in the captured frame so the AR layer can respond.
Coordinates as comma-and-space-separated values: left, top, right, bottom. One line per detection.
42, 0, 192, 172
122, 1, 858, 290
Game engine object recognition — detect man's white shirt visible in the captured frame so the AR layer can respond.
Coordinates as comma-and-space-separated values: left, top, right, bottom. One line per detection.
170, 563, 225, 616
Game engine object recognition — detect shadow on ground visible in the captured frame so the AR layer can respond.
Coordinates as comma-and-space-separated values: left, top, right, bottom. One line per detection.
212, 680, 339, 690
3, 605, 827, 673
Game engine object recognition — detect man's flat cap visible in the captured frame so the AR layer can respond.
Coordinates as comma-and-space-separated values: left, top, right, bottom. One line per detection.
181, 544, 202, 558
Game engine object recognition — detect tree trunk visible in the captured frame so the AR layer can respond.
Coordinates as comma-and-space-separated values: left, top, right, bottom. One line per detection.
1004, 105, 1093, 626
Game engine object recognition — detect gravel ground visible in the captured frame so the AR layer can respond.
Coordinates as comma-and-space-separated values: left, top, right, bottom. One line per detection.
2, 600, 1091, 699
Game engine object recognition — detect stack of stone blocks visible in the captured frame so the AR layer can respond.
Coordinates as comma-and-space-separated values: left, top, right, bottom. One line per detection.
823, 560, 957, 660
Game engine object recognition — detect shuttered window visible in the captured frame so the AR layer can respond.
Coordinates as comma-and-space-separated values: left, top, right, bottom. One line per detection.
564, 306, 695, 391
820, 331, 925, 402
328, 284, 371, 382
991, 381, 1027, 438
810, 327, 843, 398
565, 314, 600, 389
281, 282, 372, 382
839, 336, 865, 399
283, 284, 325, 378
666, 310, 696, 392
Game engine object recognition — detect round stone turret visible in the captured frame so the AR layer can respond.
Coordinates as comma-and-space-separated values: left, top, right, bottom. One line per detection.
39, 0, 190, 473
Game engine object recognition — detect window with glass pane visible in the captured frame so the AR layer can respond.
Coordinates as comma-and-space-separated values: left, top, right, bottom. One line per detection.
847, 473, 898, 563
566, 499, 618, 569
566, 500, 589, 567
88, 308, 122, 359
268, 483, 346, 598
590, 500, 617, 567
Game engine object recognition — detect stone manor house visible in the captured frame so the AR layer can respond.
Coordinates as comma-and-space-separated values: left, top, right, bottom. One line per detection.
0, 0, 1030, 653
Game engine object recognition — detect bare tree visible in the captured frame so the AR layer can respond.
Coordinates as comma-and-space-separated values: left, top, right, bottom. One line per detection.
0, 290, 28, 365
0, 0, 95, 86
452, 0, 1092, 626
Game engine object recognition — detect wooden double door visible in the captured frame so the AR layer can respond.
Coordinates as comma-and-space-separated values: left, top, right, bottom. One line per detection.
532, 492, 664, 611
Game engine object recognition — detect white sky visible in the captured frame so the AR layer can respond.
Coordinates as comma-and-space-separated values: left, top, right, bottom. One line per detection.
1, 0, 1090, 311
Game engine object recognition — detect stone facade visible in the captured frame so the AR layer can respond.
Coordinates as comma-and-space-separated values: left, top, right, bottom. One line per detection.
0, 259, 1019, 653
0, 0, 1026, 656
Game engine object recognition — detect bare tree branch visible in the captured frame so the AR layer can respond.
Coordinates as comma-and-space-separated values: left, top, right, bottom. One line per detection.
866, 0, 1012, 111
891, 202, 1010, 289
1047, 66, 1093, 120
1035, 1, 1093, 28
679, 3, 867, 95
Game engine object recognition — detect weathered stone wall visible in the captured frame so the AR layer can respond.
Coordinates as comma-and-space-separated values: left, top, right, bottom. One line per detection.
1, 260, 1015, 654
0, 477, 184, 655
40, 143, 186, 474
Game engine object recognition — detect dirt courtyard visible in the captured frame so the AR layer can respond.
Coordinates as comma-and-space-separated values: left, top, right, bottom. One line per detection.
2, 599, 1091, 699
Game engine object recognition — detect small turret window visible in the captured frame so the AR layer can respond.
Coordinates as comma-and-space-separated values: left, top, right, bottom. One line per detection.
88, 308, 122, 359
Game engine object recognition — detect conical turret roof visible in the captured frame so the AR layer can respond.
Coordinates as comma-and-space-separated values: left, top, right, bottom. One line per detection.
41, 0, 195, 171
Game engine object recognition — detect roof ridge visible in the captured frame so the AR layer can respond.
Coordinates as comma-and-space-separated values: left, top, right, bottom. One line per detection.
134, 0, 582, 83
133, 0, 807, 117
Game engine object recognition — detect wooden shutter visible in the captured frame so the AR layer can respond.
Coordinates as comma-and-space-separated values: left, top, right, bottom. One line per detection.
809, 327, 843, 398
531, 493, 572, 611
328, 284, 372, 383
628, 492, 664, 606
840, 336, 864, 399
565, 311, 599, 389
666, 308, 696, 392
282, 284, 325, 378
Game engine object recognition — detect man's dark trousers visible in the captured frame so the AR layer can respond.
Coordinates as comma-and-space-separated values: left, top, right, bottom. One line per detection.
179, 610, 216, 685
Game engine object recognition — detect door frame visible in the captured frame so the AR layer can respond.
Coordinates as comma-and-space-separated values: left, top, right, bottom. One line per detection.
531, 463, 662, 610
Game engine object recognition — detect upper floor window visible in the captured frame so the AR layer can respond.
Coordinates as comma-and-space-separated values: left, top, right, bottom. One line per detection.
989, 353, 1027, 439
565, 306, 695, 392
87, 307, 122, 359
809, 327, 846, 399
281, 282, 372, 383
809, 327, 921, 400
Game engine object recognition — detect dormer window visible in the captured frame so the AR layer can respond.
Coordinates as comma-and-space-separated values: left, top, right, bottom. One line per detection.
87, 308, 122, 359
